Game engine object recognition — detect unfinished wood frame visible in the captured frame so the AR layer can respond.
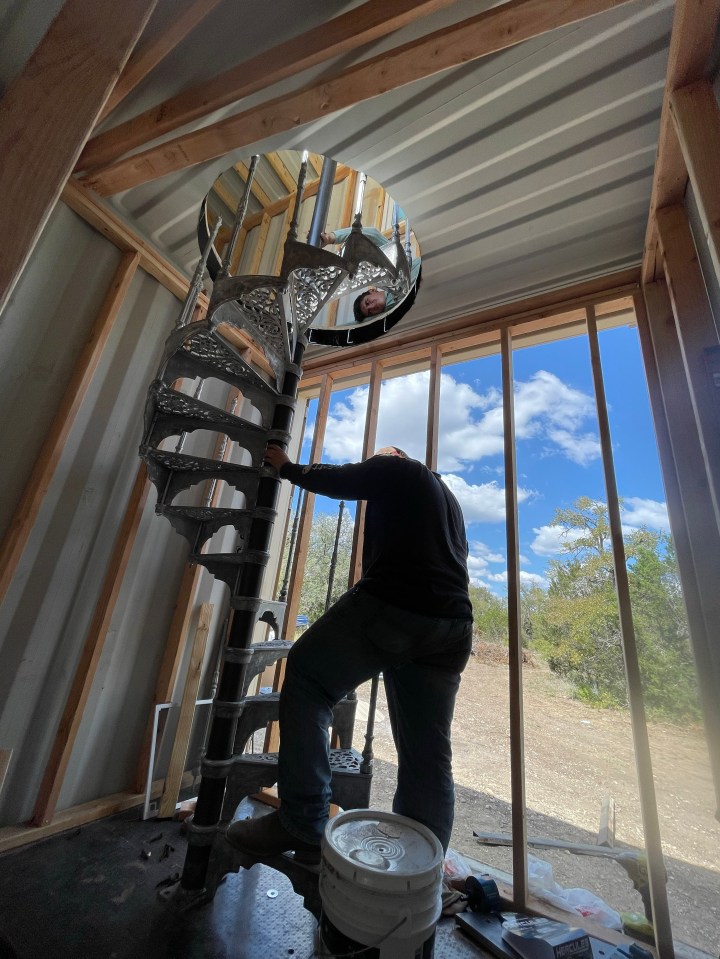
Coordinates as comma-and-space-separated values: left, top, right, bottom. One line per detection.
31, 463, 153, 826
158, 603, 213, 818
264, 375, 334, 754
0, 251, 140, 608
500, 328, 528, 909
655, 204, 720, 533
78, 0, 461, 172
641, 0, 720, 282
636, 284, 720, 807
425, 345, 442, 470
97, 0, 225, 123
585, 305, 674, 957
0, 0, 158, 315
670, 79, 720, 282
348, 360, 384, 587
81, 0, 638, 195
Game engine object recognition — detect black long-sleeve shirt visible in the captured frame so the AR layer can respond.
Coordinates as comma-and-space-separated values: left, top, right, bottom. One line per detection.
281, 455, 472, 620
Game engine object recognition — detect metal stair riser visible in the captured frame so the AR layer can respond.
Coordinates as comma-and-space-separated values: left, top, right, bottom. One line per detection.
156, 506, 255, 550
144, 382, 275, 453
234, 695, 359, 754
142, 448, 261, 507
219, 749, 373, 824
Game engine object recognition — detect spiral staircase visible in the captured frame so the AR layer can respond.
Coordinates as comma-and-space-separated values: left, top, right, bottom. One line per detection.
139, 154, 414, 905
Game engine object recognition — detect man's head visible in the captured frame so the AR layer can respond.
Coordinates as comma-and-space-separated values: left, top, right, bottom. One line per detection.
353, 288, 387, 322
374, 446, 408, 458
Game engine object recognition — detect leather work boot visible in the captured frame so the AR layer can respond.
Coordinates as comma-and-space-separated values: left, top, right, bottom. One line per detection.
225, 810, 321, 865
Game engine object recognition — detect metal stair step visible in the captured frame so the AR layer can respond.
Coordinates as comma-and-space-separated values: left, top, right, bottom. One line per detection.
156, 505, 255, 549
240, 639, 292, 691
144, 381, 276, 455
191, 550, 270, 590
141, 446, 261, 505
221, 747, 372, 821
160, 324, 283, 428
234, 694, 358, 754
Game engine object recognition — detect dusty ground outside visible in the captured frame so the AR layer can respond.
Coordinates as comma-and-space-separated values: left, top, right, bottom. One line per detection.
356, 658, 720, 954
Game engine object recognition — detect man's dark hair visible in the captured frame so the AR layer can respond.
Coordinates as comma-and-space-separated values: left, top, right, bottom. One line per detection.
353, 292, 368, 323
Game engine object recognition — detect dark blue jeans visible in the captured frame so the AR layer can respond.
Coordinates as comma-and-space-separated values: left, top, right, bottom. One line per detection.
277, 587, 473, 852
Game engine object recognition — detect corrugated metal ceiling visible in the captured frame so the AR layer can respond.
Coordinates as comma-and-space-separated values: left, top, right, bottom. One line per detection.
9, 0, 681, 335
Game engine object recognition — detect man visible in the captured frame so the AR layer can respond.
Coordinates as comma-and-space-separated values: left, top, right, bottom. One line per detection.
226, 444, 473, 864
319, 228, 421, 321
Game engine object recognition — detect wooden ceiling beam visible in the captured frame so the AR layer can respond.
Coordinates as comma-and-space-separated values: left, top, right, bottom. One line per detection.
78, 0, 460, 172
96, 0, 224, 124
82, 0, 638, 196
640, 0, 720, 283
0, 0, 158, 316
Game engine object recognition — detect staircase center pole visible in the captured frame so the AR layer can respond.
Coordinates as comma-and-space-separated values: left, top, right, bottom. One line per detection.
182, 154, 337, 891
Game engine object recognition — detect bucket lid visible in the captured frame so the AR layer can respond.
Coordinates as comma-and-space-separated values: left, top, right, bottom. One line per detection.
322, 810, 443, 891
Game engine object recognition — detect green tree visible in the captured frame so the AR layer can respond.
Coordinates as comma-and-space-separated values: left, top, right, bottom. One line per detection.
527, 498, 700, 721
469, 584, 508, 648
298, 508, 355, 624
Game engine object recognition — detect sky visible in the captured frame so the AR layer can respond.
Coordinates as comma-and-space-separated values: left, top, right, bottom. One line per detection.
299, 323, 669, 594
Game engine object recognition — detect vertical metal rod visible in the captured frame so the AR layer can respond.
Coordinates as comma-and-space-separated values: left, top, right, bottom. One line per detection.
278, 487, 303, 603
220, 154, 259, 277
501, 326, 528, 909
585, 305, 675, 957
177, 217, 221, 329
325, 500, 345, 611
352, 172, 367, 228
204, 396, 238, 508
287, 151, 309, 242
307, 157, 338, 247
360, 675, 379, 774
174, 380, 205, 453
405, 217, 413, 268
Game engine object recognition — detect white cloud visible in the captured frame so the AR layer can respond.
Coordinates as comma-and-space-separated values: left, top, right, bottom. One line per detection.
530, 524, 586, 557
481, 569, 548, 589
621, 497, 669, 531
441, 473, 534, 524
316, 368, 600, 471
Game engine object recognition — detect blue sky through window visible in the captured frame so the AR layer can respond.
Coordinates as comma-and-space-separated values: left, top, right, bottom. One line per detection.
299, 324, 667, 593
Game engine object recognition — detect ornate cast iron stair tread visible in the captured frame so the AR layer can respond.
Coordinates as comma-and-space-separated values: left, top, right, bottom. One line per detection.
236, 748, 368, 775
145, 382, 270, 446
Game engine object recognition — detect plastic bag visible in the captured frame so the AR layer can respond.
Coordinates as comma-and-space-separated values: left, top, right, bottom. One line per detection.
527, 855, 622, 930
443, 847, 473, 882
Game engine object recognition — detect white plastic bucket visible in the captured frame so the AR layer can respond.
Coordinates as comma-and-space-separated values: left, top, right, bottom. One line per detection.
319, 810, 443, 959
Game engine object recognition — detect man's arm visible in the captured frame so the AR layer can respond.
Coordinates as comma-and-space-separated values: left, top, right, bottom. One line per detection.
264, 445, 400, 500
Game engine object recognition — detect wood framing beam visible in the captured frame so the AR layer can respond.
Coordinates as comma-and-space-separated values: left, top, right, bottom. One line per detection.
78, 0, 460, 172
586, 305, 674, 956
637, 283, 720, 809
301, 268, 640, 385
60, 178, 271, 375
158, 603, 213, 818
97, 0, 224, 123
82, 0, 638, 196
61, 178, 197, 302
0, 0, 157, 316
31, 464, 152, 826
348, 360, 383, 587
0, 251, 140, 608
656, 203, 720, 533
641, 0, 720, 283
500, 328, 528, 909
670, 79, 720, 282
425, 345, 442, 470
264, 375, 333, 754
0, 774, 192, 855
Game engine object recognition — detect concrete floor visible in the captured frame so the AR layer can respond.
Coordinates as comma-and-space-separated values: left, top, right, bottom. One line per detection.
0, 808, 488, 959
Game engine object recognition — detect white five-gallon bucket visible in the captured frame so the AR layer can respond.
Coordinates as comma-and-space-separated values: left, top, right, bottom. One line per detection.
319, 810, 443, 959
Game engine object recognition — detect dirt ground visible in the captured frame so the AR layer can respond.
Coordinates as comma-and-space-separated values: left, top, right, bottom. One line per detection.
355, 659, 720, 955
